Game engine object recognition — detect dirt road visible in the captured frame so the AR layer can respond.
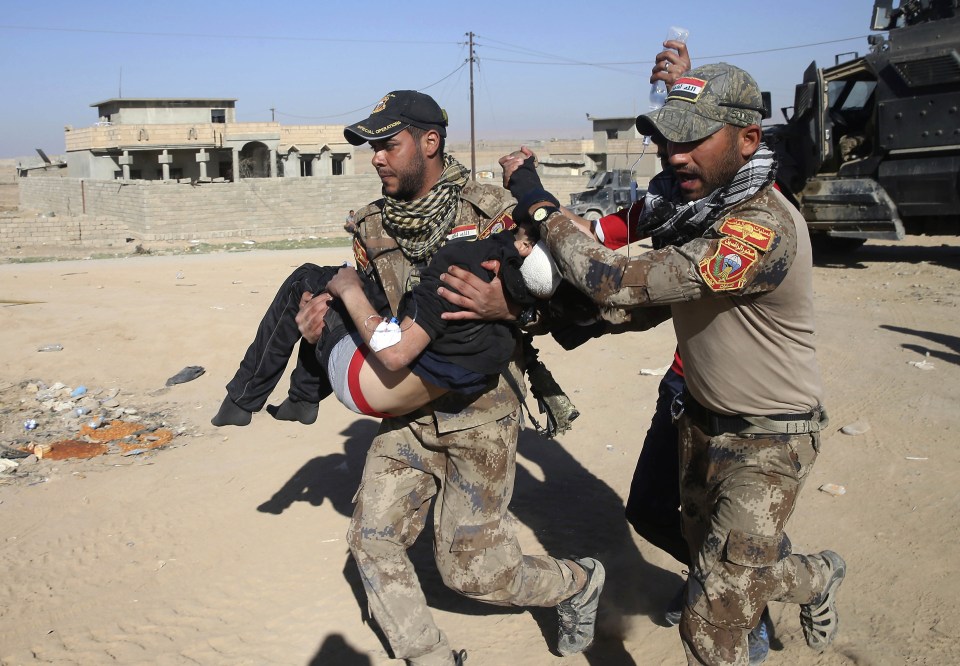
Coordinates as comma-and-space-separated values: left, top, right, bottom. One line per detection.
1, 237, 958, 665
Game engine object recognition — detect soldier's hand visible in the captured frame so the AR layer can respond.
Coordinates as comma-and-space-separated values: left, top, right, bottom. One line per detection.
499, 146, 536, 189
296, 291, 334, 344
502, 149, 546, 205
651, 40, 691, 87
326, 265, 362, 299
438, 261, 517, 321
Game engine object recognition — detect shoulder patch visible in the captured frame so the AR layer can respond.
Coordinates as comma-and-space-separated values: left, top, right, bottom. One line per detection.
447, 223, 479, 242
477, 210, 516, 240
698, 237, 759, 291
718, 217, 776, 252
353, 236, 369, 271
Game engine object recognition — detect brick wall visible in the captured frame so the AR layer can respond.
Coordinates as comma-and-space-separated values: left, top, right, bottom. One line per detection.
11, 174, 589, 247
0, 213, 130, 248
18, 176, 384, 241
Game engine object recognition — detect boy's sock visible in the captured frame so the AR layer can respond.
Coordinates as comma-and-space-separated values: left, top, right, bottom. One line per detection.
267, 397, 320, 425
211, 395, 252, 427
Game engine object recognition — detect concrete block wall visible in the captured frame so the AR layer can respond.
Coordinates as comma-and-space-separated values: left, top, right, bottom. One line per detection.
18, 176, 384, 241
0, 214, 130, 248
13, 173, 589, 246
133, 176, 384, 240
19, 178, 84, 214
280, 125, 346, 147
0, 163, 17, 184
20, 178, 149, 219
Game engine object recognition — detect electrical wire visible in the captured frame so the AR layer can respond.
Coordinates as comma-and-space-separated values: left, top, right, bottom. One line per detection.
475, 34, 871, 67
7, 20, 874, 136
274, 61, 470, 121
0, 22, 869, 61
476, 35, 635, 74
0, 23, 457, 45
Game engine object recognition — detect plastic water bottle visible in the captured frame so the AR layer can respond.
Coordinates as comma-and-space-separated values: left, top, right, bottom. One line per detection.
643, 27, 689, 148
648, 26, 690, 113
648, 80, 668, 115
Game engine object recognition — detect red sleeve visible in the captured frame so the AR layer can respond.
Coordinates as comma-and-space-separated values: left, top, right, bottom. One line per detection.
592, 202, 644, 250
671, 349, 684, 377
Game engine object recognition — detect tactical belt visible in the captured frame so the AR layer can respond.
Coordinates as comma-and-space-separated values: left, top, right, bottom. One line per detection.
679, 393, 828, 436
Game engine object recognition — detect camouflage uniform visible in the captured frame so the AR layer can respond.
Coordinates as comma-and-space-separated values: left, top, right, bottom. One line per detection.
348, 181, 581, 665
540, 183, 832, 665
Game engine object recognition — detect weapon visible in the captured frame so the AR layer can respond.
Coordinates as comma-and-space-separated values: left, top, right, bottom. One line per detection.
522, 334, 580, 437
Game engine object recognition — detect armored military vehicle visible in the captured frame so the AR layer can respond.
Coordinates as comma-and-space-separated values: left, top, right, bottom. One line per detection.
566, 170, 643, 221
765, 0, 960, 249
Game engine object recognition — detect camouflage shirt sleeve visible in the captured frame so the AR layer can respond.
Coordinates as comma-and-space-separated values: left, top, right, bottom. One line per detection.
541, 187, 797, 308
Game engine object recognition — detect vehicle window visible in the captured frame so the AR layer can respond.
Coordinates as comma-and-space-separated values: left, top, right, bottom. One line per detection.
841, 81, 876, 110
828, 80, 876, 111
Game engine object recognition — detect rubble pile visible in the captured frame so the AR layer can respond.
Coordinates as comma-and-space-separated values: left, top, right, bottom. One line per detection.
0, 379, 194, 486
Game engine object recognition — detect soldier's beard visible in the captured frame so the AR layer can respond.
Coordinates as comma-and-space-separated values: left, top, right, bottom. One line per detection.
388, 144, 427, 202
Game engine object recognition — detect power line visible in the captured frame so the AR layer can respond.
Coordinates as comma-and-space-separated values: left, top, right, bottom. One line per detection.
476, 35, 635, 74
421, 61, 471, 92
0, 23, 457, 45
274, 61, 470, 122
698, 36, 872, 59
476, 34, 872, 67
435, 42, 471, 105
0, 22, 870, 63
478, 54, 635, 75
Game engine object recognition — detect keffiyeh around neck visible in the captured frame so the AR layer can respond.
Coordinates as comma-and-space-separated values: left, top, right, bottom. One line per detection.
639, 142, 777, 248
381, 155, 471, 263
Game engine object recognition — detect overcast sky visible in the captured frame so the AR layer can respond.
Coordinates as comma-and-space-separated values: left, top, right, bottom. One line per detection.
1, 0, 877, 159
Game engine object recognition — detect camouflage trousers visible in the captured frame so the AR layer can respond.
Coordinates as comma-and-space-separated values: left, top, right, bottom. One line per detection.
347, 408, 581, 665
677, 416, 829, 665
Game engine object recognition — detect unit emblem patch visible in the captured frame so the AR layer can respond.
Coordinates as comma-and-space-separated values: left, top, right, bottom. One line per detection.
698, 237, 759, 291
353, 237, 369, 271
718, 217, 776, 251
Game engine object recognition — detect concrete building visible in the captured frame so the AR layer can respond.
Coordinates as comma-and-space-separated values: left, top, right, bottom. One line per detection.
66, 98, 354, 182
583, 115, 657, 173
10, 100, 662, 250
445, 117, 660, 185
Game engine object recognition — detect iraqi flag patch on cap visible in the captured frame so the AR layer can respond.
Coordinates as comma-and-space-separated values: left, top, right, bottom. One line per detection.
668, 77, 707, 103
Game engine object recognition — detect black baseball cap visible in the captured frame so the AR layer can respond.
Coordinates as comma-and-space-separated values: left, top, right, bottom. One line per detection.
344, 90, 448, 146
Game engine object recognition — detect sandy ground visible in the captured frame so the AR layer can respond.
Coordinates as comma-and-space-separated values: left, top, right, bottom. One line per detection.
1, 237, 958, 666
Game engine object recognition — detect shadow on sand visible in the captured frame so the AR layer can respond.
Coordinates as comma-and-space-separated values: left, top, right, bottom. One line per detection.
813, 240, 960, 271
260, 417, 680, 664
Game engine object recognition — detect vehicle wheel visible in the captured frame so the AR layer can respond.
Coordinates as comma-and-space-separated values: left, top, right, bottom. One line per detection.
584, 210, 602, 222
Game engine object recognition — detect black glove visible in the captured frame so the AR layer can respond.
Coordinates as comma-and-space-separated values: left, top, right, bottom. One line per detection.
508, 155, 560, 226
507, 155, 544, 202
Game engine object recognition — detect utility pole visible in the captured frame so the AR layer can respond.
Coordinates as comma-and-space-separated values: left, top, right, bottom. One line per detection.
270, 107, 276, 122
468, 31, 476, 181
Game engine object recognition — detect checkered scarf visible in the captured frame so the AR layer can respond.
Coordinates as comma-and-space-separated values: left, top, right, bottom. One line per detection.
381, 155, 471, 262
639, 142, 777, 248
